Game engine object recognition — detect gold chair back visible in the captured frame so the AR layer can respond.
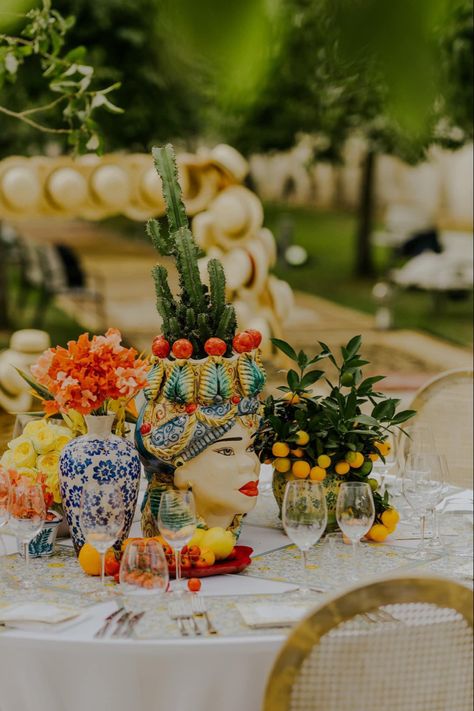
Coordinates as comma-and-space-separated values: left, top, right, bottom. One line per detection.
263, 577, 473, 711
409, 369, 473, 488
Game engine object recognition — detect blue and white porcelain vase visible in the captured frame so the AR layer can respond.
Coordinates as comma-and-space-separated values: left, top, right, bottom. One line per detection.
27, 511, 62, 558
59, 414, 141, 555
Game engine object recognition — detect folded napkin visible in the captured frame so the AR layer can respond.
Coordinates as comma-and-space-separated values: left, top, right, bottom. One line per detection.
237, 601, 314, 628
0, 602, 81, 631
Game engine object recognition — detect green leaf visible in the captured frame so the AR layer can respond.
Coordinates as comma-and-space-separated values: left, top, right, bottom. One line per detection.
345, 335, 362, 358
390, 409, 417, 425
271, 338, 298, 361
14, 368, 53, 400
287, 369, 299, 390
300, 370, 324, 388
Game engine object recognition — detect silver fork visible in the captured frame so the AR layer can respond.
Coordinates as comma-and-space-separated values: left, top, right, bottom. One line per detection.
111, 611, 132, 637
120, 611, 145, 638
168, 599, 201, 636
192, 595, 218, 635
94, 606, 125, 638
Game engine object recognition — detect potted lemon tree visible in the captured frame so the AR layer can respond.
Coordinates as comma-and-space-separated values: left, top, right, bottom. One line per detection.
253, 336, 415, 540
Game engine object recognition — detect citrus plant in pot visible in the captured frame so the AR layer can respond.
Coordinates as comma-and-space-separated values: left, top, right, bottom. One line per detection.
253, 336, 415, 540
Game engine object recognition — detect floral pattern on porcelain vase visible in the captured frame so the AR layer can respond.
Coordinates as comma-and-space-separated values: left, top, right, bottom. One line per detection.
59, 414, 141, 555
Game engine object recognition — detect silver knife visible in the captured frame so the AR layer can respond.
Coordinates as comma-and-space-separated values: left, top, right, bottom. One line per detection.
94, 606, 125, 638
122, 611, 145, 638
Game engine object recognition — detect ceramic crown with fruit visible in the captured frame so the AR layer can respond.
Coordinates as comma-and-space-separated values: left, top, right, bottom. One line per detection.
136, 145, 266, 539
253, 336, 415, 540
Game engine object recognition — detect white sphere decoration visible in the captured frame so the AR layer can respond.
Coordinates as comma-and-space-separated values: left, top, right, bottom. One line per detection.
140, 167, 164, 206
47, 168, 88, 209
1, 166, 42, 209
91, 164, 131, 207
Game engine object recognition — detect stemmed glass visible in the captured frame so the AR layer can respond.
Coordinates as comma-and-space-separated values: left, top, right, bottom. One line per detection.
0, 470, 11, 559
426, 454, 450, 551
120, 539, 169, 598
80, 481, 125, 588
8, 481, 46, 588
336, 482, 375, 578
373, 432, 397, 495
282, 480, 328, 596
158, 490, 196, 593
402, 452, 445, 561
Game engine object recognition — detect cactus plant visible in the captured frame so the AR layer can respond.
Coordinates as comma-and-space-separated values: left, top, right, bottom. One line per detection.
148, 144, 237, 358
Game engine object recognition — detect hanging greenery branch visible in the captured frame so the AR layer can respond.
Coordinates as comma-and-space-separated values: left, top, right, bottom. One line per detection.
0, 0, 122, 154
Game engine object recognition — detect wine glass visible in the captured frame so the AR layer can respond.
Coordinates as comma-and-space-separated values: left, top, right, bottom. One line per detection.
80, 482, 125, 588
373, 432, 398, 494
0, 469, 11, 559
402, 452, 445, 561
8, 481, 46, 587
282, 480, 327, 596
157, 490, 196, 593
120, 539, 169, 600
426, 454, 451, 551
336, 482, 375, 577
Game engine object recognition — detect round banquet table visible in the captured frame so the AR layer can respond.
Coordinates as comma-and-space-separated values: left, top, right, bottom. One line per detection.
0, 475, 472, 711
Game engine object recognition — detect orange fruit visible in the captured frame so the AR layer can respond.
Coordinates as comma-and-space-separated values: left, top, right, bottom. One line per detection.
310, 466, 327, 481
367, 478, 378, 492
374, 440, 391, 457
317, 454, 331, 469
187, 578, 202, 592
283, 392, 300, 404
295, 430, 310, 446
346, 451, 364, 468
272, 442, 290, 457
78, 543, 102, 576
335, 461, 350, 476
381, 509, 400, 530
292, 460, 311, 478
369, 453, 379, 462
367, 524, 389, 542
274, 457, 291, 473
291, 448, 304, 458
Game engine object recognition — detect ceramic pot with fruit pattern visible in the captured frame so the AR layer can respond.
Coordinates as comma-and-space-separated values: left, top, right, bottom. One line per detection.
136, 348, 266, 539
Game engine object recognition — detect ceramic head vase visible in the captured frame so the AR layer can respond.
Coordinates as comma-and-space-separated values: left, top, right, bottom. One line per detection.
136, 144, 266, 537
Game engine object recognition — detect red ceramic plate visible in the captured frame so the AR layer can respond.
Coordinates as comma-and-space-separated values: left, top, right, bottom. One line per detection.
169, 545, 253, 579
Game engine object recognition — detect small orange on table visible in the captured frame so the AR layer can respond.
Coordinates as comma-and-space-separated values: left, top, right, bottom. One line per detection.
188, 578, 201, 592
78, 543, 102, 576
367, 524, 389, 542
381, 508, 400, 532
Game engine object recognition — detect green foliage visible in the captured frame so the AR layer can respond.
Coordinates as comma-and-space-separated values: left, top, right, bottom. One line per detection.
253, 335, 415, 517
149, 144, 236, 356
0, 0, 122, 154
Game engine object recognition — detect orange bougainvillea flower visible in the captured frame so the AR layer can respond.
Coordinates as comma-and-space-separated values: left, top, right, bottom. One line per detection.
30, 329, 148, 417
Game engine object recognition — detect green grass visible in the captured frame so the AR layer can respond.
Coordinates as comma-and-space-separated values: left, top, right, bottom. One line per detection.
264, 203, 473, 348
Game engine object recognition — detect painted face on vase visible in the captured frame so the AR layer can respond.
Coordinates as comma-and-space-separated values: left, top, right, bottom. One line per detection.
173, 421, 260, 530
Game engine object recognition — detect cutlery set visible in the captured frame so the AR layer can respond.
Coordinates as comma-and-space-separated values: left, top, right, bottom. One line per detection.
168, 595, 218, 636
95, 607, 145, 639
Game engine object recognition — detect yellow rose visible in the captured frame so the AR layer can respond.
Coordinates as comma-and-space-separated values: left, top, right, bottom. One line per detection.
53, 432, 73, 451
22, 420, 49, 437
0, 450, 14, 468
37, 452, 60, 476
30, 427, 56, 454
10, 437, 37, 468
45, 472, 62, 505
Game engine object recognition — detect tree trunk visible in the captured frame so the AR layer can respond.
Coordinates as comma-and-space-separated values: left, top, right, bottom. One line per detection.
355, 148, 376, 277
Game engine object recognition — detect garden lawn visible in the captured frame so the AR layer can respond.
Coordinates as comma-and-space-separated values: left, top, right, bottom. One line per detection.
264, 203, 473, 348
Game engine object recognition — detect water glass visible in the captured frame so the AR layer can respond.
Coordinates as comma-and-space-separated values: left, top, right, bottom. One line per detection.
8, 481, 46, 587
336, 482, 375, 577
282, 480, 327, 595
80, 482, 125, 587
120, 539, 169, 599
158, 490, 196, 592
402, 452, 445, 560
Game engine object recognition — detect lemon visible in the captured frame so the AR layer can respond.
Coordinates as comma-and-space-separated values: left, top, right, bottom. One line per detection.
188, 528, 206, 547
317, 454, 331, 469
310, 466, 326, 481
292, 460, 311, 478
295, 430, 310, 446
274, 457, 291, 473
272, 442, 290, 457
201, 527, 235, 560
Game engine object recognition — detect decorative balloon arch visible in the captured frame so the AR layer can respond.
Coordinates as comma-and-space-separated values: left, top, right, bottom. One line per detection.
0, 144, 294, 353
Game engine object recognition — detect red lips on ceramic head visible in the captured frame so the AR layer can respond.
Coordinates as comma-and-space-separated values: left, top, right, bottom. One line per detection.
238, 481, 259, 497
